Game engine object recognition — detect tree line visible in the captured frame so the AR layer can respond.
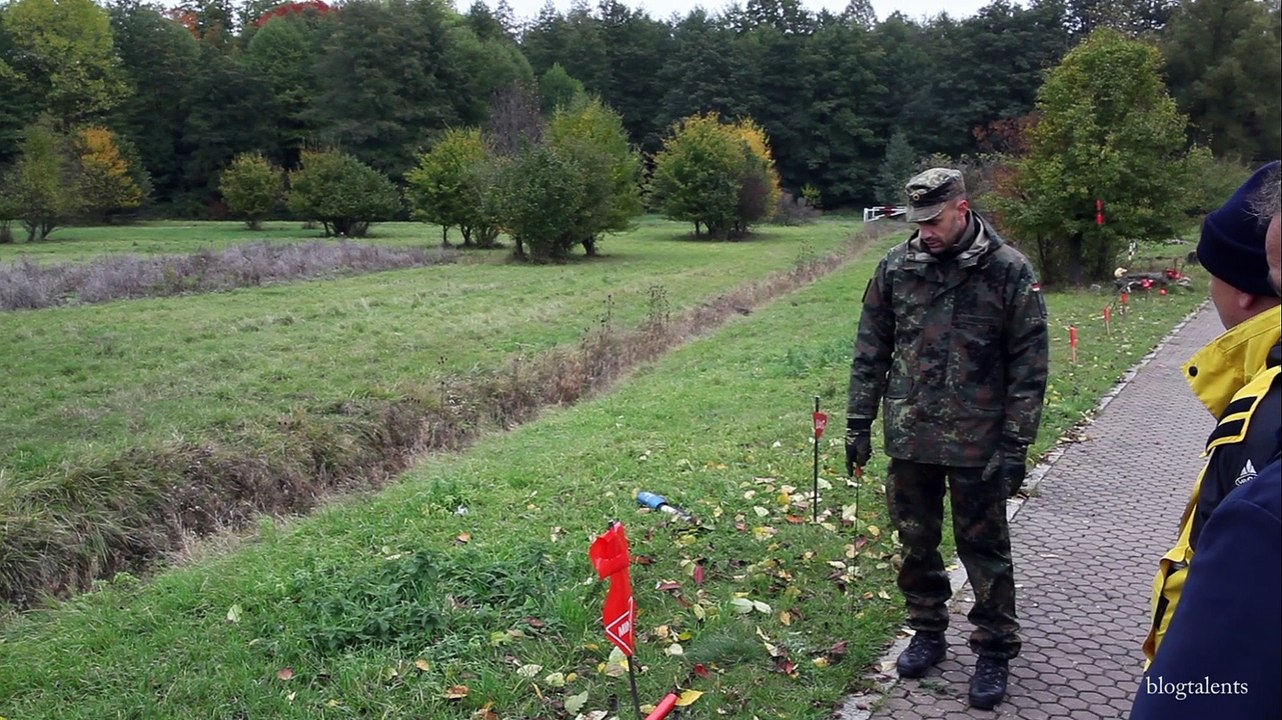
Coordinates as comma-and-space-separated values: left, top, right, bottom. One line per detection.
0, 0, 1278, 279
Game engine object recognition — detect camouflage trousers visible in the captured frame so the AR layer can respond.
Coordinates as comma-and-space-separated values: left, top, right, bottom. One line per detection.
886, 457, 1020, 660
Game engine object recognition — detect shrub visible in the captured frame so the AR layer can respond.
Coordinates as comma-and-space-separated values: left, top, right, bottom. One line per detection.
220, 152, 284, 230
288, 149, 401, 237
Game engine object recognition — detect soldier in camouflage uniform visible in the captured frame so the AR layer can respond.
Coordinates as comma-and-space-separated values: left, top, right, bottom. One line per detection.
845, 168, 1049, 709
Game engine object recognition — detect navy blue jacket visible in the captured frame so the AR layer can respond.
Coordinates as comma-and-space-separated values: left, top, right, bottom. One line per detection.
1131, 457, 1281, 719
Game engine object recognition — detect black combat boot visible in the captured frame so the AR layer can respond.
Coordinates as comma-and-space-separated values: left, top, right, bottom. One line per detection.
968, 656, 1009, 709
895, 631, 947, 678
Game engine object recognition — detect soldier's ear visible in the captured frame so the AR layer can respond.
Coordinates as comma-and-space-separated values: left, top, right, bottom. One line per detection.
956, 198, 970, 215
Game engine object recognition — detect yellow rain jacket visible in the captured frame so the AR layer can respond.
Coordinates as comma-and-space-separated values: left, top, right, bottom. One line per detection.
1144, 305, 1282, 664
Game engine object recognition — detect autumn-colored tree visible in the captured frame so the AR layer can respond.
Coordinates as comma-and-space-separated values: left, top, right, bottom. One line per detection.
219, 152, 283, 230
74, 126, 147, 221
649, 112, 781, 239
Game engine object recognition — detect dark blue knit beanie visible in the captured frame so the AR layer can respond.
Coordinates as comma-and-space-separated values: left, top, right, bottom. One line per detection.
1197, 160, 1280, 297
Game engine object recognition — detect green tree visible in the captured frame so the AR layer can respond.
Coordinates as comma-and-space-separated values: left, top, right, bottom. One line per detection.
1161, 0, 1281, 162
4, 121, 82, 241
538, 63, 586, 115
244, 13, 326, 170
74, 125, 148, 221
876, 130, 917, 205
494, 142, 585, 261
3, 0, 129, 127
287, 149, 401, 237
0, 16, 28, 164
405, 127, 499, 247
108, 1, 200, 206
219, 152, 283, 230
182, 45, 278, 207
312, 0, 472, 178
994, 29, 1190, 285
547, 98, 643, 255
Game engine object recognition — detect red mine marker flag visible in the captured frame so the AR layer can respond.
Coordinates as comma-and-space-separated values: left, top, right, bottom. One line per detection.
813, 411, 828, 439
589, 522, 636, 656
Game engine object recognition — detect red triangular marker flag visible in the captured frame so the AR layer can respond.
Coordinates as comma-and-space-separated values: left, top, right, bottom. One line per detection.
813, 411, 828, 438
589, 523, 636, 657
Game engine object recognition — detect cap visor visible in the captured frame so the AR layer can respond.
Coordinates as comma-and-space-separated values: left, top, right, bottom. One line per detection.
905, 203, 944, 223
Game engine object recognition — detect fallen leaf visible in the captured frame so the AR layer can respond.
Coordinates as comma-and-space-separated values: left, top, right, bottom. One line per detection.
730, 597, 754, 614
664, 643, 684, 656
455, 533, 471, 544
692, 663, 711, 679
779, 610, 792, 626
276, 668, 294, 681
693, 564, 706, 585
635, 555, 656, 566
443, 685, 470, 699
516, 664, 543, 678
415, 659, 430, 672
813, 657, 830, 668
752, 506, 769, 517
544, 672, 566, 688
752, 600, 772, 614
564, 691, 589, 714
656, 580, 682, 592
786, 514, 805, 524
676, 689, 705, 706
226, 604, 242, 624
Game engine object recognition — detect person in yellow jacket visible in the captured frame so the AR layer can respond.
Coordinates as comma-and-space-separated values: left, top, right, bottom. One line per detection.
1144, 161, 1282, 663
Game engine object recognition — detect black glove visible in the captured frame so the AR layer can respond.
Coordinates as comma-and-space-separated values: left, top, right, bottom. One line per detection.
1001, 442, 1028, 497
845, 417, 872, 476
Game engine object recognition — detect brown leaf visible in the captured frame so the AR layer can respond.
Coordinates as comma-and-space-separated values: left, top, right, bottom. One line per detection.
525, 617, 546, 629
443, 685, 470, 700
773, 658, 798, 676
455, 533, 471, 545
656, 581, 682, 592
785, 514, 806, 524
635, 555, 656, 566
276, 668, 294, 681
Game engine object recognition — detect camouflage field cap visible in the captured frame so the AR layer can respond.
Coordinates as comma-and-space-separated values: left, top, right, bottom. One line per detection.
904, 168, 966, 222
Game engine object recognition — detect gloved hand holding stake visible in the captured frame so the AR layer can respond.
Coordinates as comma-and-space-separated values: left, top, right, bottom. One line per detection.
845, 417, 872, 476
1001, 441, 1028, 497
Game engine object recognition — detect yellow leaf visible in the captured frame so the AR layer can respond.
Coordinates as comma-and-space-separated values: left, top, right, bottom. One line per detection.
226, 604, 242, 624
544, 672, 566, 687
868, 525, 881, 537
415, 659, 430, 672
443, 685, 470, 699
326, 699, 341, 708
676, 689, 705, 706
456, 532, 471, 544
779, 610, 792, 626
813, 657, 830, 668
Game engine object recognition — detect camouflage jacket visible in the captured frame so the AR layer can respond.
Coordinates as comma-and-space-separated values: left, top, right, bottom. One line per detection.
847, 214, 1049, 467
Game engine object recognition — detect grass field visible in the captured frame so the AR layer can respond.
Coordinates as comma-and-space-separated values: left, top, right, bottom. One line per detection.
0, 217, 1208, 719
0, 217, 864, 474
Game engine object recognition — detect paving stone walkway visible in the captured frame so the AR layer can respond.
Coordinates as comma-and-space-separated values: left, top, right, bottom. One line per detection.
836, 304, 1225, 719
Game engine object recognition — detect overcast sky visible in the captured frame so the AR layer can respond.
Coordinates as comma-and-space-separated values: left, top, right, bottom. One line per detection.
495, 0, 1004, 23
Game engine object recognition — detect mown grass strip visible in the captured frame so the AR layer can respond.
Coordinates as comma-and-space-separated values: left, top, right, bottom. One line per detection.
0, 238, 1207, 719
